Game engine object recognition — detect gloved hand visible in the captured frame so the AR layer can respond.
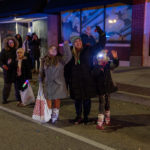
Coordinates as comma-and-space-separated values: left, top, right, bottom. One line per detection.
95, 26, 103, 33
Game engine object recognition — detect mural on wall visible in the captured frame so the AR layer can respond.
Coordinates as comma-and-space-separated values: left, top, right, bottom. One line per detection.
105, 5, 132, 42
81, 8, 104, 40
61, 10, 80, 41
61, 4, 132, 43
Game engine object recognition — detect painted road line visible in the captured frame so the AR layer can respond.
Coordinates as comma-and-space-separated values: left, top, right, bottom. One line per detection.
117, 91, 150, 99
0, 105, 116, 150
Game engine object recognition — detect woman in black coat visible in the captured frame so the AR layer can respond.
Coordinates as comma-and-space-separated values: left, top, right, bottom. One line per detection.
66, 26, 105, 124
0, 36, 20, 104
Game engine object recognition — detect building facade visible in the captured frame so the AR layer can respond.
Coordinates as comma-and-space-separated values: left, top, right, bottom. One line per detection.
0, 0, 150, 66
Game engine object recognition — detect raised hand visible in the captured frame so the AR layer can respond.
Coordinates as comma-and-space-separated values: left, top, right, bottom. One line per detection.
111, 50, 118, 58
95, 26, 102, 33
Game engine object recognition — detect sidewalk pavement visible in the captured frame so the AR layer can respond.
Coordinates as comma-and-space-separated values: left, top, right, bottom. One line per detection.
111, 66, 150, 106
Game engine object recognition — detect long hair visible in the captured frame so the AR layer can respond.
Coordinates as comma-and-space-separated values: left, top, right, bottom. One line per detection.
42, 45, 63, 67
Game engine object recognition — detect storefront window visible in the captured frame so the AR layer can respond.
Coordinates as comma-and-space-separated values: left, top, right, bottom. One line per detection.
61, 10, 80, 41
61, 4, 132, 43
105, 5, 132, 42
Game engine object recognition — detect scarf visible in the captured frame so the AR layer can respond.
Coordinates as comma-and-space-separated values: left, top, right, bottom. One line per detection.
17, 59, 22, 76
72, 47, 81, 65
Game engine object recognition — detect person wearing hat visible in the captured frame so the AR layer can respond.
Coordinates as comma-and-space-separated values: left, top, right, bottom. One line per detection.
66, 26, 105, 125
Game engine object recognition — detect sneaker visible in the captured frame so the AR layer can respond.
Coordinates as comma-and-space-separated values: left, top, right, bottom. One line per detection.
71, 117, 82, 125
51, 108, 59, 124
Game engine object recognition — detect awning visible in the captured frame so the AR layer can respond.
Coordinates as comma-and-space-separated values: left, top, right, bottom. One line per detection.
0, 13, 48, 24
0, 0, 47, 18
44, 0, 133, 13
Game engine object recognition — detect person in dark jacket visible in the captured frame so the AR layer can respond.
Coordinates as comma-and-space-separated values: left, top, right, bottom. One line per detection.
0, 36, 20, 104
66, 26, 105, 124
81, 26, 96, 47
15, 48, 32, 106
15, 34, 22, 48
92, 50, 119, 129
31, 33, 41, 73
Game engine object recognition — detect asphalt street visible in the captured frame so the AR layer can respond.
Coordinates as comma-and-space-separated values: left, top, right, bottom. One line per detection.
0, 67, 150, 150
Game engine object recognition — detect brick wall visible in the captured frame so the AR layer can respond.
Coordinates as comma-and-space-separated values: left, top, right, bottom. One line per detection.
131, 0, 145, 56
105, 46, 130, 61
130, 0, 146, 66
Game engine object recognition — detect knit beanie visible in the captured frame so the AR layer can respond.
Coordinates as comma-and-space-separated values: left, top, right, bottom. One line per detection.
70, 36, 81, 45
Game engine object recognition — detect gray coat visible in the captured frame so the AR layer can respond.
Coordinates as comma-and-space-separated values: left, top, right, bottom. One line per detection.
40, 44, 72, 100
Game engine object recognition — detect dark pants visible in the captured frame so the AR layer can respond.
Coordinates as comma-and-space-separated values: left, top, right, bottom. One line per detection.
99, 94, 110, 114
2, 82, 21, 102
74, 99, 91, 119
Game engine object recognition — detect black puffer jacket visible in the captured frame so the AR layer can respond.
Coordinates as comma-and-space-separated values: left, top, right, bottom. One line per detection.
66, 31, 105, 100
16, 58, 32, 91
0, 36, 19, 83
91, 58, 119, 95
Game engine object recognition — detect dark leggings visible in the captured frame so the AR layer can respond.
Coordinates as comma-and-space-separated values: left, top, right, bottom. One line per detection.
99, 94, 110, 114
74, 99, 91, 119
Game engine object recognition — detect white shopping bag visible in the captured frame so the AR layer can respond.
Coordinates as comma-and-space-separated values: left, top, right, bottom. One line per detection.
20, 83, 35, 106
32, 83, 51, 123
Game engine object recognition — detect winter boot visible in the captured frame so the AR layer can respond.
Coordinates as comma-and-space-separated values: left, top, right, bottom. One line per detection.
51, 108, 59, 124
96, 114, 104, 130
105, 110, 110, 125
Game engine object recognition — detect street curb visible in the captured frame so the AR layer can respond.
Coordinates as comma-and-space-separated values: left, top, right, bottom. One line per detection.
0, 105, 116, 150
112, 91, 150, 106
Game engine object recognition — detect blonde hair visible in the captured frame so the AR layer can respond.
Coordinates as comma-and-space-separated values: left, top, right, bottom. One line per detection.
16, 48, 25, 55
16, 48, 25, 60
